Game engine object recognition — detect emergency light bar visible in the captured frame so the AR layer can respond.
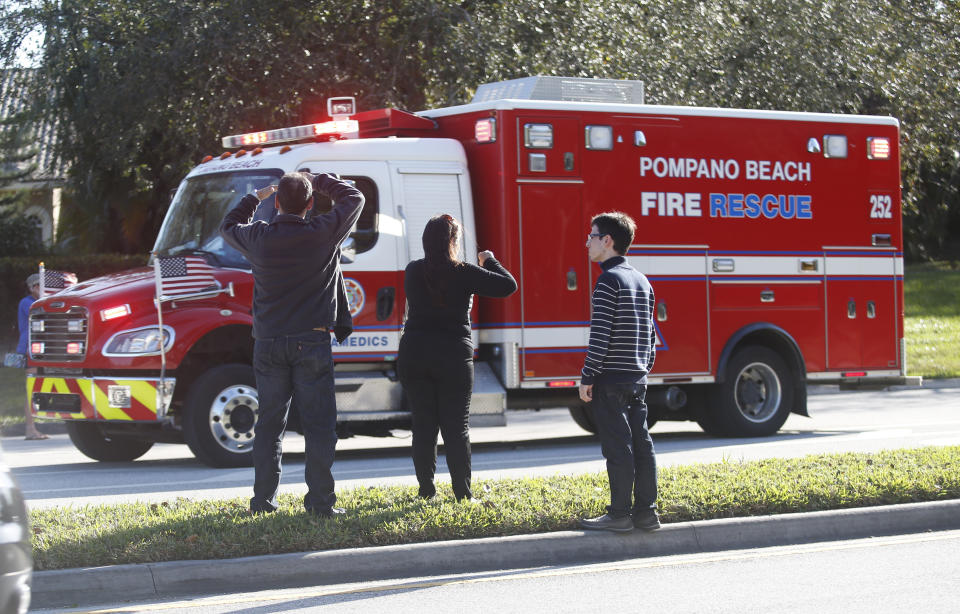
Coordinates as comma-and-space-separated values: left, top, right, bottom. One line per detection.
221, 120, 359, 149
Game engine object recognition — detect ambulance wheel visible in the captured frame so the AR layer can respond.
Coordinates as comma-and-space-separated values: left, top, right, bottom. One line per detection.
66, 422, 154, 462
183, 364, 257, 468
568, 404, 597, 434
570, 403, 657, 434
698, 345, 793, 437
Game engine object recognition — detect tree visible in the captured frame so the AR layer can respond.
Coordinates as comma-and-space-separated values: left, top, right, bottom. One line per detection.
1, 0, 957, 258
1, 0, 480, 252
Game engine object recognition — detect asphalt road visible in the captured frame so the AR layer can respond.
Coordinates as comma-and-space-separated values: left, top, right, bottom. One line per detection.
31, 529, 960, 613
8, 381, 960, 511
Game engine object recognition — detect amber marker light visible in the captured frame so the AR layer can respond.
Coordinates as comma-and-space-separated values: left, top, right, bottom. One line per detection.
100, 304, 131, 321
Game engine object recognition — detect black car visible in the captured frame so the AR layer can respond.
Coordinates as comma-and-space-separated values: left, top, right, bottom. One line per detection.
0, 441, 30, 614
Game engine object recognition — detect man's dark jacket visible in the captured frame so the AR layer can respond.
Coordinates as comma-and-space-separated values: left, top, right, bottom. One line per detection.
219, 173, 364, 341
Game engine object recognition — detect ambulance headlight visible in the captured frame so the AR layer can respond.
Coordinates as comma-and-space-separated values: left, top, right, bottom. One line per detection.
585, 125, 613, 150
103, 326, 175, 356
823, 135, 848, 158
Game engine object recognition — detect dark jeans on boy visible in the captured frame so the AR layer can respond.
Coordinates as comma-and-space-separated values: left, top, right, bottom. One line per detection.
250, 330, 338, 514
590, 381, 658, 518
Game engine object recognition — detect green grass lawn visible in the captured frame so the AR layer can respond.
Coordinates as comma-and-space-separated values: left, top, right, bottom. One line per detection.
29, 445, 960, 570
903, 261, 960, 377
0, 368, 25, 427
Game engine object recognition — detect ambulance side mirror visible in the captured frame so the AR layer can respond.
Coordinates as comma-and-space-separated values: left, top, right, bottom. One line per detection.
340, 237, 356, 264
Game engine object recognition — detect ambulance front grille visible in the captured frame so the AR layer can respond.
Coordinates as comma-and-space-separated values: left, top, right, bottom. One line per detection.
29, 307, 89, 362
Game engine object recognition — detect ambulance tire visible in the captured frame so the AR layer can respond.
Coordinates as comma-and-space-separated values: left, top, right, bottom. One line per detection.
568, 404, 597, 434
183, 364, 257, 468
66, 422, 154, 462
568, 402, 658, 434
699, 345, 794, 437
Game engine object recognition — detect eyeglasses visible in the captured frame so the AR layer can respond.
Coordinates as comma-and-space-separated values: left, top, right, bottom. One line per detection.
587, 232, 607, 241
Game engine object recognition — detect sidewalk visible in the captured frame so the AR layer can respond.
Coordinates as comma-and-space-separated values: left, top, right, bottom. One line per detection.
31, 498, 960, 610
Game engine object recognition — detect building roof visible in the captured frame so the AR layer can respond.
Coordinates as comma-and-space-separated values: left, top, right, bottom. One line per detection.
0, 68, 66, 186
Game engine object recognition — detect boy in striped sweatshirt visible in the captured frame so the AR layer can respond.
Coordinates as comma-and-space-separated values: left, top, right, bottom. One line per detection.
578, 212, 660, 533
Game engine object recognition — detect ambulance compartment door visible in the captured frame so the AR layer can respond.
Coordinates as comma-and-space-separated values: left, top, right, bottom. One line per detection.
393, 163, 474, 339
394, 165, 472, 263
635, 247, 710, 376
824, 249, 899, 370
518, 180, 590, 379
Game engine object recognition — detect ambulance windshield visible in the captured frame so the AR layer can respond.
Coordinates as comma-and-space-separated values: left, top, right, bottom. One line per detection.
154, 170, 281, 269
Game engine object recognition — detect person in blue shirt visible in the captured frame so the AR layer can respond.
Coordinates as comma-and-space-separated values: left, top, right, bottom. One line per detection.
18, 273, 48, 440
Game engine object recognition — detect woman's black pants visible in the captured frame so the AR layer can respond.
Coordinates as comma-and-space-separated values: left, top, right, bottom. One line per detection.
398, 331, 474, 500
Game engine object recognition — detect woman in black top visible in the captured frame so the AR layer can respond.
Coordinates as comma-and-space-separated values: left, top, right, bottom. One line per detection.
399, 214, 517, 500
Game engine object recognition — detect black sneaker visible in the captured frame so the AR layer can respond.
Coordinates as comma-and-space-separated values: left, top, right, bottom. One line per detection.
633, 511, 661, 531
578, 513, 634, 533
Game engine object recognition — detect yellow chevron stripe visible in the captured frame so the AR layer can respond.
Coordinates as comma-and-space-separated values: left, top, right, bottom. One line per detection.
79, 379, 96, 410
27, 377, 97, 418
38, 377, 70, 394
93, 380, 158, 419
126, 380, 159, 414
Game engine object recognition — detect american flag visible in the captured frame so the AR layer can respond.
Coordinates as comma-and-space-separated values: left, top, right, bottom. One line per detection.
41, 270, 78, 297
156, 256, 218, 298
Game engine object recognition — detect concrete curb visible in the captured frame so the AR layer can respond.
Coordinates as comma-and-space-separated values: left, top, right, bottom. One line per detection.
33, 499, 960, 609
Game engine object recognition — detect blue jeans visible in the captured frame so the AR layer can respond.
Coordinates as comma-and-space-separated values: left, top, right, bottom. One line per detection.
590, 382, 658, 518
251, 330, 337, 513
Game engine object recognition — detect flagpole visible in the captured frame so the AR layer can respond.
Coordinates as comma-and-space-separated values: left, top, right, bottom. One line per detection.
38, 261, 45, 297
152, 253, 167, 415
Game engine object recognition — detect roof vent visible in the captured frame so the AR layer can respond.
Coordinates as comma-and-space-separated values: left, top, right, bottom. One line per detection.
471, 76, 644, 105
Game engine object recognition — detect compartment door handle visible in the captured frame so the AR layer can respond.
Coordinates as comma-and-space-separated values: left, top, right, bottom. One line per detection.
376, 287, 395, 321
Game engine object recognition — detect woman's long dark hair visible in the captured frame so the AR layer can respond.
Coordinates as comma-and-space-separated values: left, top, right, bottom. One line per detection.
422, 214, 462, 306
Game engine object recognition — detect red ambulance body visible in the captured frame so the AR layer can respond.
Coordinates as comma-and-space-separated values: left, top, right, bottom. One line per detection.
27, 77, 916, 467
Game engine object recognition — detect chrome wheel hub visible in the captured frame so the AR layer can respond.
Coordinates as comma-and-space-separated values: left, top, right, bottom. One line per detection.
208, 385, 258, 453
734, 362, 782, 423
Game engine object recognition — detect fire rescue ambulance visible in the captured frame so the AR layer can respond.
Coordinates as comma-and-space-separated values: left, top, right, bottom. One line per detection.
27, 76, 917, 467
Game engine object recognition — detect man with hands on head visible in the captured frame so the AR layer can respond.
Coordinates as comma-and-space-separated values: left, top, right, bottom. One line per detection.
578, 211, 659, 533
220, 172, 364, 518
